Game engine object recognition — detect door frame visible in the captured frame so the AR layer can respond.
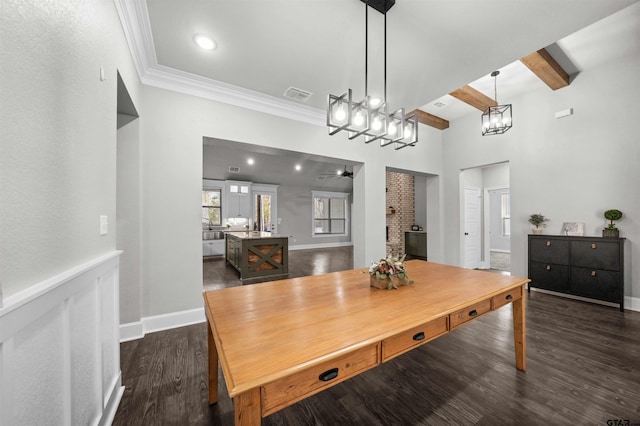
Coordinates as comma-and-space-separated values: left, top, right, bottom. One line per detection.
252, 184, 279, 233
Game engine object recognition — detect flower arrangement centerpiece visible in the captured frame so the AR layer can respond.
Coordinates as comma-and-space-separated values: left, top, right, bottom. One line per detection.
369, 255, 414, 290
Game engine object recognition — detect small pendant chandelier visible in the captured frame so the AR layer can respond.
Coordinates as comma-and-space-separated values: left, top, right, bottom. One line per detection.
326, 0, 418, 150
481, 70, 513, 136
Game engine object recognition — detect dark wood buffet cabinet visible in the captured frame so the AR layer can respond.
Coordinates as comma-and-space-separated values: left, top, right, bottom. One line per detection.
528, 234, 625, 311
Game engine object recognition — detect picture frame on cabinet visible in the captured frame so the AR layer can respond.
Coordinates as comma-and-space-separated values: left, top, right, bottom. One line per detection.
561, 222, 585, 236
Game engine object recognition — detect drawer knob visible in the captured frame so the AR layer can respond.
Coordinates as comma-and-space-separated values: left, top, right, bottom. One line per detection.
468, 309, 478, 317
318, 368, 339, 382
413, 332, 426, 341
546, 265, 552, 271
591, 271, 597, 277
506, 294, 513, 300
546, 241, 551, 246
592, 243, 597, 249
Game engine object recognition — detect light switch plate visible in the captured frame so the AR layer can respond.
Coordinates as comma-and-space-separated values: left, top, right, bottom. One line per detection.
100, 215, 108, 235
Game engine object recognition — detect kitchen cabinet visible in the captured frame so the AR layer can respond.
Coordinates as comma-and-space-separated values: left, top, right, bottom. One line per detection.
203, 240, 225, 257
528, 234, 624, 311
225, 181, 252, 218
405, 231, 427, 260
225, 232, 288, 280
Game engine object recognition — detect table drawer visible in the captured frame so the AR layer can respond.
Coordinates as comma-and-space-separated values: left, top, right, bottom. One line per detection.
450, 299, 491, 329
381, 316, 448, 362
261, 343, 378, 416
491, 287, 522, 310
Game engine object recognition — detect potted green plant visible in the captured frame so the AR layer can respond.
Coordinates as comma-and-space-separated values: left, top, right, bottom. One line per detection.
368, 255, 414, 289
528, 213, 549, 234
603, 209, 623, 238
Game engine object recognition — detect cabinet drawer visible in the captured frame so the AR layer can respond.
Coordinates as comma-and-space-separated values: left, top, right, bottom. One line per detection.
571, 241, 620, 271
381, 316, 448, 361
529, 238, 570, 264
529, 262, 571, 293
261, 344, 378, 416
450, 299, 491, 329
491, 286, 522, 310
571, 267, 620, 303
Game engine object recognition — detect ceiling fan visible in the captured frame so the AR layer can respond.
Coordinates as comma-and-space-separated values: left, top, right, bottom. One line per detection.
318, 165, 354, 179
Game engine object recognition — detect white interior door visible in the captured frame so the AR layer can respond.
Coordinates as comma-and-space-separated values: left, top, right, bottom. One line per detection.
464, 187, 482, 269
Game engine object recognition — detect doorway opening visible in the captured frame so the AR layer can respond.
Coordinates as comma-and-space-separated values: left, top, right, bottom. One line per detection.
461, 162, 510, 272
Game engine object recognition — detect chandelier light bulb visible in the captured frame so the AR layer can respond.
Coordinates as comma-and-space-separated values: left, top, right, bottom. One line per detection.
404, 124, 412, 138
372, 116, 382, 131
334, 104, 346, 121
353, 110, 364, 126
388, 122, 397, 135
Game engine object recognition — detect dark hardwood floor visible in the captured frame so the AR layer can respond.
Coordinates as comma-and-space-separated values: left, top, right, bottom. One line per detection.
114, 250, 640, 425
203, 246, 354, 291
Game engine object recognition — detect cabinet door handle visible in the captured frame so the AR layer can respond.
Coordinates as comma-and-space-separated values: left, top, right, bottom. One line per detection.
468, 309, 478, 317
505, 294, 513, 300
318, 368, 339, 382
413, 332, 426, 341
592, 243, 597, 249
591, 271, 597, 277
546, 241, 551, 246
546, 265, 552, 271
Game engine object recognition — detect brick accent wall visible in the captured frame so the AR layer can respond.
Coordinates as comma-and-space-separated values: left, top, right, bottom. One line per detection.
385, 171, 415, 257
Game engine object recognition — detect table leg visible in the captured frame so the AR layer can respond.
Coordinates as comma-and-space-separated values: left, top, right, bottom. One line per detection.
233, 388, 261, 426
207, 321, 219, 404
512, 289, 527, 371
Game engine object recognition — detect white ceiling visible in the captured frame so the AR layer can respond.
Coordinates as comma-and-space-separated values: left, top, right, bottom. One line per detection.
143, 0, 638, 117
120, 0, 639, 183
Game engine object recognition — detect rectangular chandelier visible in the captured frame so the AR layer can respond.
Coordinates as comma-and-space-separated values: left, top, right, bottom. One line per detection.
326, 1, 418, 150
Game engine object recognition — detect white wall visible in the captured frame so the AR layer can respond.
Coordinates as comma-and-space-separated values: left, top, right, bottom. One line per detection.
0, 0, 140, 421
442, 50, 640, 305
117, 119, 142, 324
137, 84, 444, 318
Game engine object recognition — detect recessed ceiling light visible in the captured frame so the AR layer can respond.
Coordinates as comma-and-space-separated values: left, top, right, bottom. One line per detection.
194, 34, 216, 50
247, 158, 254, 165
295, 164, 301, 171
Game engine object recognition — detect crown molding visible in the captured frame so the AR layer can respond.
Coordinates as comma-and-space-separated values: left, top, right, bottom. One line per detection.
113, 0, 325, 127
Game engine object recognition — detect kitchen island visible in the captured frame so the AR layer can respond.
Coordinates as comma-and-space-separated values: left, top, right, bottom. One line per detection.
225, 232, 289, 281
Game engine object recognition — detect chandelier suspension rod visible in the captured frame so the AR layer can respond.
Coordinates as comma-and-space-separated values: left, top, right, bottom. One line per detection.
384, 11, 387, 104
364, 4, 368, 98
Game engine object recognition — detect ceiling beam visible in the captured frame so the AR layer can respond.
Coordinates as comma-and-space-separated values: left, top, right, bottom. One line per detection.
409, 109, 449, 130
449, 85, 497, 112
520, 48, 570, 90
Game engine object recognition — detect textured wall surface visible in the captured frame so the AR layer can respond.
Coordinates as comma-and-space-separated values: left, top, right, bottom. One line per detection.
386, 171, 415, 257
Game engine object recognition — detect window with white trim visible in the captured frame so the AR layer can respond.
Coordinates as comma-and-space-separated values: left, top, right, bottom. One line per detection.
202, 189, 222, 226
312, 191, 349, 236
501, 191, 511, 236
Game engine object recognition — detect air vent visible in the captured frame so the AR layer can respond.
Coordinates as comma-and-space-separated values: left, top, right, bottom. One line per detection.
434, 101, 446, 108
229, 166, 240, 173
284, 86, 313, 102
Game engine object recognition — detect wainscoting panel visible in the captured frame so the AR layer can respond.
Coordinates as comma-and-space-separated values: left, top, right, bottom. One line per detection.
0, 251, 123, 426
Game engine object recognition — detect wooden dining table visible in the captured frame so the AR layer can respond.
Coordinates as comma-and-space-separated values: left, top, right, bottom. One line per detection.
203, 260, 529, 425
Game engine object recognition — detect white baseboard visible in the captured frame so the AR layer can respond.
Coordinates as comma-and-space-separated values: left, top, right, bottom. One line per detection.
290, 241, 353, 251
120, 307, 205, 342
99, 373, 125, 426
624, 296, 640, 312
